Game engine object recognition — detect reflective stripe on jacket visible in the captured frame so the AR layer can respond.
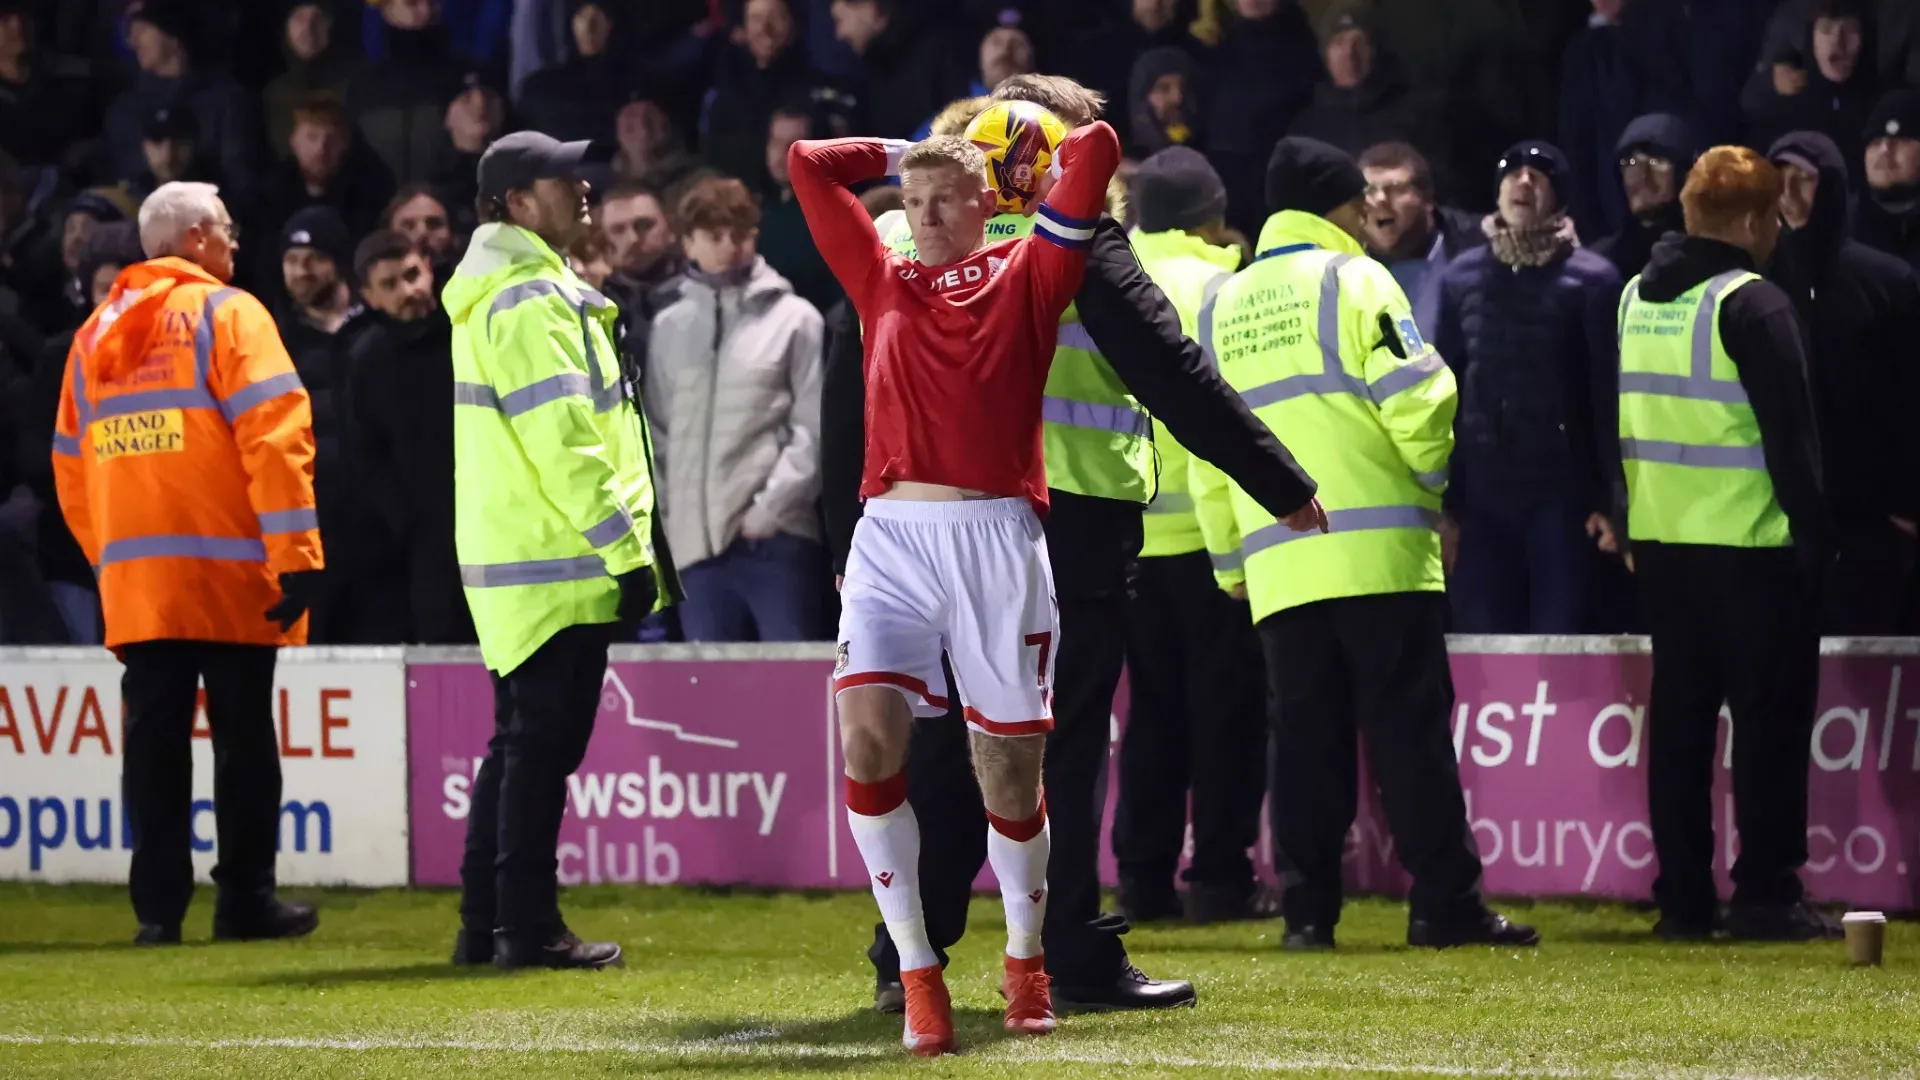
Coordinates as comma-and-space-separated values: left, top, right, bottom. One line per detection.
53, 257, 323, 648
1192, 210, 1455, 621
444, 223, 660, 675
1129, 228, 1240, 559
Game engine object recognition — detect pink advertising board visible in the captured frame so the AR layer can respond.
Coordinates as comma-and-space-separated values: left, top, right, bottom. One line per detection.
406, 642, 1920, 909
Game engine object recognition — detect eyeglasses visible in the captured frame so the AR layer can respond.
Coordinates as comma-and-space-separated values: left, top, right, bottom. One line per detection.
206, 219, 240, 241
1619, 153, 1674, 174
1366, 180, 1420, 200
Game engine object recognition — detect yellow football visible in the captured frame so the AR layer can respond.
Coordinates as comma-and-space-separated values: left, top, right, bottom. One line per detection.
963, 101, 1068, 215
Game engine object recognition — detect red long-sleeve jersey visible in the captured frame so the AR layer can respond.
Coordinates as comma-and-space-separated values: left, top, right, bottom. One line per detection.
787, 122, 1122, 515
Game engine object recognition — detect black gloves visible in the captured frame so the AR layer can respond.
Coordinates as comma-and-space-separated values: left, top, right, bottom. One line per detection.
264, 570, 324, 631
615, 568, 658, 622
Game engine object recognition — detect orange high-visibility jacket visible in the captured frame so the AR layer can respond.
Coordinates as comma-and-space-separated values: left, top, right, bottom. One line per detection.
52, 257, 325, 648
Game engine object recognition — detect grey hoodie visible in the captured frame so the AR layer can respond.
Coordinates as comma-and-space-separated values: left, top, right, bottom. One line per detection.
645, 256, 825, 567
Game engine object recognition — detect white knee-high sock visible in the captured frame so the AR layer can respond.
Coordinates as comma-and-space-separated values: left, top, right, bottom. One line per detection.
987, 802, 1049, 960
846, 774, 938, 972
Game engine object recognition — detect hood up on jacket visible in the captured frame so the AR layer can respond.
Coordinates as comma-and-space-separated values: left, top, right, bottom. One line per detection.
1769, 129, 1852, 266
1128, 47, 1197, 154
1615, 112, 1697, 170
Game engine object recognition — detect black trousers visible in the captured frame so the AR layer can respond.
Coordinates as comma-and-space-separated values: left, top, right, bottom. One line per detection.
1257, 592, 1485, 928
1636, 542, 1819, 922
870, 492, 1139, 983
459, 622, 614, 937
1113, 550, 1267, 891
120, 640, 281, 926
1822, 518, 1917, 635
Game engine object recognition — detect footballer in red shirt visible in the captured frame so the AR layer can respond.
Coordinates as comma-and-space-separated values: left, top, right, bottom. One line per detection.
789, 109, 1120, 1055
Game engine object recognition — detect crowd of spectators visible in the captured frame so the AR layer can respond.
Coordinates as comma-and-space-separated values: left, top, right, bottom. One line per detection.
3, 0, 1919, 647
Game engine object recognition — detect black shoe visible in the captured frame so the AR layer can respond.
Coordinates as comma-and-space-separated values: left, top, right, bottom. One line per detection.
1185, 883, 1282, 925
1115, 881, 1184, 924
1052, 963, 1197, 1012
212, 900, 319, 942
1652, 914, 1718, 942
452, 927, 496, 965
1281, 923, 1336, 951
874, 978, 905, 1014
1724, 901, 1842, 942
133, 923, 181, 946
1408, 910, 1539, 949
494, 930, 624, 970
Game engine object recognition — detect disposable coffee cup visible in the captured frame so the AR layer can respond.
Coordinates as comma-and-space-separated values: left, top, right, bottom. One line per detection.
1843, 911, 1886, 966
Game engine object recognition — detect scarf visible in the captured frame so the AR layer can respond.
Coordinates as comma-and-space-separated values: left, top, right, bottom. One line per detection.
1483, 213, 1579, 269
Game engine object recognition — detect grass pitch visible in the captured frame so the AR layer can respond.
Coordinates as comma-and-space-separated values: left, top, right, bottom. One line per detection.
0, 883, 1915, 1079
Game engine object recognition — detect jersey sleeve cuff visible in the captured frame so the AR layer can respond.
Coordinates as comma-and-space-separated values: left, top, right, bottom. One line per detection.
882, 139, 912, 177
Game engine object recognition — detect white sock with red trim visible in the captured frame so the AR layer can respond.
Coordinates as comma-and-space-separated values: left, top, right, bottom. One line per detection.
846, 774, 938, 972
986, 802, 1049, 961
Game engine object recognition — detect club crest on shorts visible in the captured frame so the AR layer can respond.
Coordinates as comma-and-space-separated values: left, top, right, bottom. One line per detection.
835, 641, 851, 674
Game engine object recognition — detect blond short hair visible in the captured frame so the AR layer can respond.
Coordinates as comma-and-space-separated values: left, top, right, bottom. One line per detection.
930, 96, 993, 137
990, 74, 1105, 128
899, 135, 986, 179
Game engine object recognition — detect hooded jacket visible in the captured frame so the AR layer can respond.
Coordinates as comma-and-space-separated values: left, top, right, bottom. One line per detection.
1740, 31, 1877, 180
1767, 130, 1920, 527
444, 222, 669, 673
1127, 47, 1200, 158
52, 258, 323, 649
1592, 113, 1694, 280
1596, 233, 1831, 564
644, 256, 823, 568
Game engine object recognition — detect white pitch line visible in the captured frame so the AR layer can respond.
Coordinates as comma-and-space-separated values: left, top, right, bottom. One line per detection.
0, 1032, 1862, 1080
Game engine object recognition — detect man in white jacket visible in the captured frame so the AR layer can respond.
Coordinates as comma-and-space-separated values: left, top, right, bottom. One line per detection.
646, 175, 827, 641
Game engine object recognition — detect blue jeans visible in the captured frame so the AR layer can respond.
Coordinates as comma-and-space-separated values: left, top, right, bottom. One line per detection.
1449, 494, 1595, 633
677, 533, 828, 642
49, 582, 103, 645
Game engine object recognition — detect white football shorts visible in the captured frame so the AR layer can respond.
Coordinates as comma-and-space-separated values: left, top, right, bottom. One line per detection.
834, 497, 1058, 736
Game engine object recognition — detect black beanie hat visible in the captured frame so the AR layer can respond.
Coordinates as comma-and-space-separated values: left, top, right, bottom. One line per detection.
280, 205, 353, 271
1265, 136, 1367, 217
1132, 147, 1228, 232
1495, 139, 1571, 189
130, 0, 200, 55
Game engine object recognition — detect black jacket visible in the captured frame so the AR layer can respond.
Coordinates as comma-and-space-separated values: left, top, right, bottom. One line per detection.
1766, 131, 1920, 527
821, 218, 1318, 579
345, 24, 468, 185
343, 307, 476, 644
518, 53, 634, 144
1852, 187, 1920, 273
1287, 60, 1434, 177
1597, 234, 1831, 565
1435, 229, 1622, 511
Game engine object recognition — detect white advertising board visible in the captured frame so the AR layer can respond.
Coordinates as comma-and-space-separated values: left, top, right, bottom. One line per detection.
0, 648, 409, 887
